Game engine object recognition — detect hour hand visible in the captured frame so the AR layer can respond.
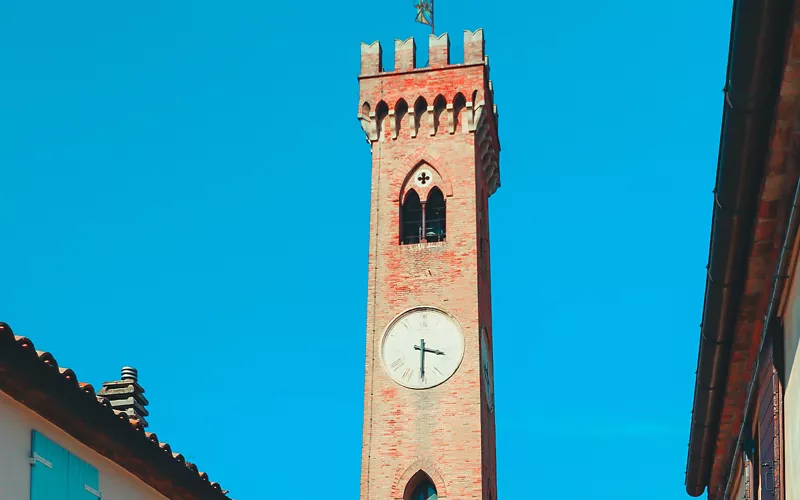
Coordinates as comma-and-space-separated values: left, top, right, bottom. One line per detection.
414, 345, 445, 355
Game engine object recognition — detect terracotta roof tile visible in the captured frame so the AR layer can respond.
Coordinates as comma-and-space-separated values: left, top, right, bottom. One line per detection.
0, 322, 230, 499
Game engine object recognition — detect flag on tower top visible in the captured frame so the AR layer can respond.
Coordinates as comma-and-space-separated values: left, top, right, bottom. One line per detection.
414, 0, 434, 33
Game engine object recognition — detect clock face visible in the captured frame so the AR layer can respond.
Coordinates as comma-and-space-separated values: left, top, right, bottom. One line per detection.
480, 326, 495, 412
381, 308, 464, 389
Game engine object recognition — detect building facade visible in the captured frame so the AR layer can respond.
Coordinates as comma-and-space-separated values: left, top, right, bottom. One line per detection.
685, 0, 800, 498
0, 322, 229, 500
356, 29, 501, 500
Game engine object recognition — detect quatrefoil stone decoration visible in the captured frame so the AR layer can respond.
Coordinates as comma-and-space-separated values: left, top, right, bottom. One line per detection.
414, 169, 433, 188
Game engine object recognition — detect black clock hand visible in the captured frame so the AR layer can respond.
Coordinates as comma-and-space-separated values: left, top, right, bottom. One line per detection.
414, 340, 447, 381
414, 344, 445, 355
418, 339, 425, 379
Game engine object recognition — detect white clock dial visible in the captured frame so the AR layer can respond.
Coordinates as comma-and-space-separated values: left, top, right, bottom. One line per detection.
381, 307, 464, 389
480, 326, 495, 412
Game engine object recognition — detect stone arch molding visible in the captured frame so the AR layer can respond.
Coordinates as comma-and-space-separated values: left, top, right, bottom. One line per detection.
395, 156, 454, 202
400, 160, 451, 204
392, 458, 448, 499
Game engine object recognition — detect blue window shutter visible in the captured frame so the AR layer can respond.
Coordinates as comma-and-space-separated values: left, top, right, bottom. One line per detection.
67, 453, 100, 500
30, 430, 69, 500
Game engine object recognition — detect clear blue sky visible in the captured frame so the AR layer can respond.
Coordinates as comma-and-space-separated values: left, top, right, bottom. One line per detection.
0, 0, 731, 497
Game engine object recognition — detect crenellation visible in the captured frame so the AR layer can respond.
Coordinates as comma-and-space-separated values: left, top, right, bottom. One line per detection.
463, 29, 485, 64
428, 33, 450, 67
360, 41, 382, 75
359, 29, 487, 76
394, 37, 416, 71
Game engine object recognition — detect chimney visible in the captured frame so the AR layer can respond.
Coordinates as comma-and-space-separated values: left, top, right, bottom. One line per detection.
97, 366, 150, 427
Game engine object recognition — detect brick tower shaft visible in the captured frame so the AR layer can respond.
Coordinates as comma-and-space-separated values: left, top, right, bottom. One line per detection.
358, 29, 501, 500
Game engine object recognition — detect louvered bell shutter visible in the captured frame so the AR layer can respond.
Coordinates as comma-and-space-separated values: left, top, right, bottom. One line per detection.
30, 430, 69, 500
68, 453, 100, 500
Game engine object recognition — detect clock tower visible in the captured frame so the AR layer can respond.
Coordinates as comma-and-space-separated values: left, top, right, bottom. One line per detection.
357, 29, 501, 500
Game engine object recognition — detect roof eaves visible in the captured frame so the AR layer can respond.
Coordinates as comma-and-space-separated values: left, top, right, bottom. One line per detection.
0, 322, 231, 500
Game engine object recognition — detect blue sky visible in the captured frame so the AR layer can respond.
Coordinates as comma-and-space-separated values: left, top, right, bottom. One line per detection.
0, 0, 731, 498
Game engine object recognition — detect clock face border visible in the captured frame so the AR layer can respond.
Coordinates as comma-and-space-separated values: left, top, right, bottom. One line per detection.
480, 326, 495, 412
379, 306, 465, 390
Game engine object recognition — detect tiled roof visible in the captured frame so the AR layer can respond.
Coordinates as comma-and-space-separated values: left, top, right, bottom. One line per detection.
0, 322, 231, 500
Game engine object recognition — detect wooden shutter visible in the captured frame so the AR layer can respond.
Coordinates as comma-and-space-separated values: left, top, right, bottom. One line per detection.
30, 430, 69, 500
30, 430, 101, 500
67, 453, 100, 500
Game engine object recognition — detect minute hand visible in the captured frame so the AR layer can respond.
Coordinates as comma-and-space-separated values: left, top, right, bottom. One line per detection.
414, 345, 445, 355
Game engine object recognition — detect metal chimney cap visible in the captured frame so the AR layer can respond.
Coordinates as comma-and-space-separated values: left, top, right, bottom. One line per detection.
120, 366, 138, 382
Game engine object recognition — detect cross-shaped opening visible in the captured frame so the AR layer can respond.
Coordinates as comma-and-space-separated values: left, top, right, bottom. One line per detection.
417, 172, 431, 185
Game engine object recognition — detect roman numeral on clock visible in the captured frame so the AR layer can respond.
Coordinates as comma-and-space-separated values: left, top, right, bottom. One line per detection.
402, 368, 412, 382
391, 358, 404, 371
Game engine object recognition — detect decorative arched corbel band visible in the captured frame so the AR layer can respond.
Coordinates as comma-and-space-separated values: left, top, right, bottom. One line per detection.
358, 91, 487, 142
358, 111, 378, 142
475, 106, 500, 196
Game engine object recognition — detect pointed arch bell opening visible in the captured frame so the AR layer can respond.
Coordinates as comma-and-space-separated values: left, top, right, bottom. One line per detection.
400, 186, 446, 245
411, 481, 437, 500
425, 187, 445, 242
403, 470, 438, 500
401, 189, 423, 245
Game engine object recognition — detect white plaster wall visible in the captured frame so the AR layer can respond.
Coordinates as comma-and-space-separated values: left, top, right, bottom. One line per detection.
0, 390, 167, 500
784, 261, 800, 500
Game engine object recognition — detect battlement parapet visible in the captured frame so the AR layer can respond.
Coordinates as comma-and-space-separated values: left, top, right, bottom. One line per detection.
360, 29, 486, 76
463, 29, 485, 64
395, 37, 416, 71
